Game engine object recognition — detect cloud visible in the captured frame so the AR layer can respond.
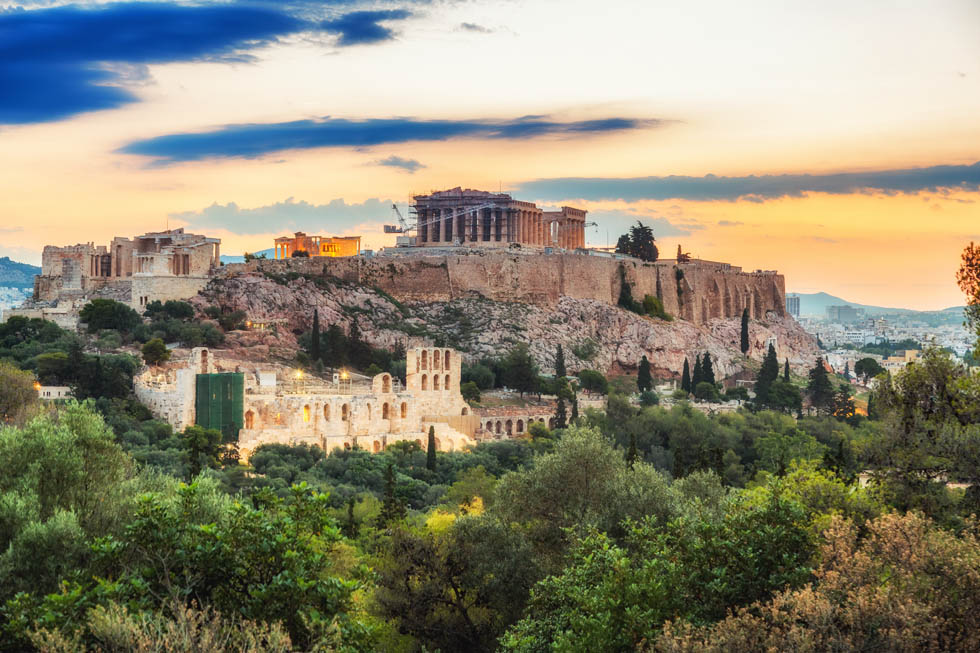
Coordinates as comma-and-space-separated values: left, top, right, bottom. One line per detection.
586, 210, 701, 238
717, 220, 743, 226
120, 115, 654, 163
516, 161, 980, 203
170, 197, 394, 235
0, 2, 308, 124
321, 9, 412, 45
459, 22, 492, 33
373, 155, 425, 172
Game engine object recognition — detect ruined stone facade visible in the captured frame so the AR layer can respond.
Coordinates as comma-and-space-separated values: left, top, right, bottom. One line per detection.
412, 187, 586, 249
134, 346, 476, 459
33, 228, 220, 310
273, 232, 361, 259
226, 250, 785, 326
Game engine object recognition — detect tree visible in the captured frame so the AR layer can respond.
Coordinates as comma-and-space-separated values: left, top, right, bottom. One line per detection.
0, 362, 37, 422
555, 344, 566, 378
767, 379, 803, 414
694, 381, 720, 403
426, 425, 437, 471
311, 309, 320, 362
141, 338, 170, 366
855, 357, 884, 383
555, 397, 568, 430
378, 463, 405, 526
577, 369, 609, 395
957, 241, 980, 354
461, 381, 481, 403
784, 358, 790, 382
692, 354, 703, 387
681, 359, 692, 393
570, 394, 579, 423
844, 361, 851, 380
807, 358, 835, 413
637, 355, 652, 392
702, 351, 716, 385
502, 344, 539, 397
79, 299, 141, 333
290, 249, 310, 257
181, 425, 223, 478
754, 343, 780, 406
740, 308, 749, 354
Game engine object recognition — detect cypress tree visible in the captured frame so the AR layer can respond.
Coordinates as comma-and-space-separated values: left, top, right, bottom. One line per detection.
740, 308, 750, 354
755, 343, 780, 405
807, 357, 835, 413
692, 354, 703, 387
343, 496, 358, 538
555, 344, 566, 378
555, 396, 567, 429
311, 309, 320, 362
702, 352, 715, 385
426, 425, 437, 471
637, 355, 652, 392
627, 432, 638, 469
784, 358, 790, 382
681, 358, 691, 393
844, 361, 851, 380
570, 394, 579, 424
378, 463, 405, 526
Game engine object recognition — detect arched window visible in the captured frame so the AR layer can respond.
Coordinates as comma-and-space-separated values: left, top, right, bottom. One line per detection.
434, 437, 441, 451
421, 350, 428, 370
445, 374, 450, 390
303, 405, 311, 422
549, 418, 556, 429
200, 349, 208, 374
461, 407, 468, 415
444, 350, 450, 369
245, 410, 254, 429
506, 419, 513, 434
517, 419, 524, 433
324, 404, 330, 421
496, 421, 502, 434
382, 374, 391, 393
401, 402, 407, 418
416, 439, 423, 448
373, 440, 381, 453
342, 404, 349, 421
382, 403, 389, 419
367, 404, 372, 420
433, 349, 441, 370
421, 374, 428, 390
434, 374, 440, 391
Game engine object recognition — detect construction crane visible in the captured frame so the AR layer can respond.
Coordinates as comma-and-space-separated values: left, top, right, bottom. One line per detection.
383, 204, 414, 234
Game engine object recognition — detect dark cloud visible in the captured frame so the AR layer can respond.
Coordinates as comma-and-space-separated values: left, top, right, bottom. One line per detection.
0, 2, 306, 124
170, 197, 393, 235
459, 22, 491, 33
373, 155, 425, 172
717, 220, 743, 226
120, 116, 654, 163
320, 9, 411, 45
516, 161, 980, 203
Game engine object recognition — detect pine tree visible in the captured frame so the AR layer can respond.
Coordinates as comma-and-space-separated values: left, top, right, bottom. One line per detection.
311, 309, 320, 362
681, 358, 691, 393
701, 352, 715, 385
755, 343, 780, 405
554, 396, 567, 429
637, 355, 652, 392
844, 361, 851, 381
555, 344, 566, 378
807, 357, 835, 413
378, 463, 405, 526
740, 308, 750, 354
426, 425, 437, 471
627, 432, 638, 469
784, 358, 790, 382
692, 354, 703, 387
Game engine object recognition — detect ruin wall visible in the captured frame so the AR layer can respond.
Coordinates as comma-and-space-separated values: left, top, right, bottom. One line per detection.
224, 252, 785, 325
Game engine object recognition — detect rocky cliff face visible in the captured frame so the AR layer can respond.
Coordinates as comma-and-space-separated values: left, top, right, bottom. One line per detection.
194, 267, 818, 379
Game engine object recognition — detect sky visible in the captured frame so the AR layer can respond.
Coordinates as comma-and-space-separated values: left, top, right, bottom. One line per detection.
1, 0, 978, 310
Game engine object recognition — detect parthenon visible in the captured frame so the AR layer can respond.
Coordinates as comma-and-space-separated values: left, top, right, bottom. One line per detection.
412, 187, 586, 249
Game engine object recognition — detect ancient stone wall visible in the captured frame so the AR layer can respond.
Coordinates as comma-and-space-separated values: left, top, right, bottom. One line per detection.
226, 251, 785, 326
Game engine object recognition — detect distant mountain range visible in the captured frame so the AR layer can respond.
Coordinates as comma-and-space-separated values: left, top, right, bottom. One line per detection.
0, 256, 40, 289
787, 291, 964, 317
220, 248, 274, 265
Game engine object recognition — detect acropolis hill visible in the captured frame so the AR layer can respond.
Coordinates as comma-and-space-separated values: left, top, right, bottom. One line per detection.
221, 250, 785, 326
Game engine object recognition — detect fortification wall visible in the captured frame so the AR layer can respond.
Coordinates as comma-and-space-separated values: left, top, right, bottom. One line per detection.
225, 251, 785, 325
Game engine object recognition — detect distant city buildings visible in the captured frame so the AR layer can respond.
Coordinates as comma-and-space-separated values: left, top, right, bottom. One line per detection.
273, 232, 361, 259
826, 305, 863, 323
785, 295, 800, 317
